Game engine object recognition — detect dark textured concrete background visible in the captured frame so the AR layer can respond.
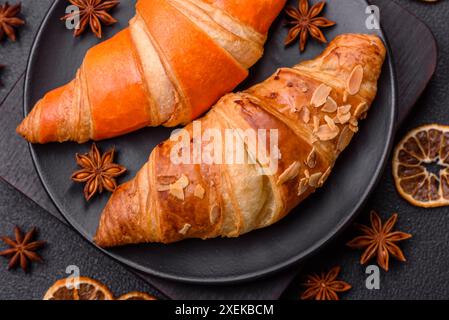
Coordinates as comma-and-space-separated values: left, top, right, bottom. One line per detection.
0, 181, 160, 299
1, 0, 449, 300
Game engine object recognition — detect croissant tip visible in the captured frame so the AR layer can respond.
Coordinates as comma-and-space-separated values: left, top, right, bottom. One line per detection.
16, 120, 29, 140
17, 118, 40, 143
92, 235, 107, 248
94, 217, 113, 248
94, 185, 128, 248
93, 224, 117, 248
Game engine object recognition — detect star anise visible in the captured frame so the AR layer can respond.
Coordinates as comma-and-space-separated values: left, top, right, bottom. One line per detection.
0, 2, 25, 42
61, 0, 120, 38
301, 266, 351, 300
0, 226, 46, 272
347, 211, 412, 271
71, 143, 126, 201
285, 0, 335, 52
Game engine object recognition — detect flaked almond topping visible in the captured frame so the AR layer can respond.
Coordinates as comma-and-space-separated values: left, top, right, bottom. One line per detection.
322, 97, 338, 113
168, 174, 190, 200
311, 84, 332, 108
194, 184, 205, 199
297, 178, 309, 196
337, 112, 351, 125
210, 205, 219, 224
170, 184, 185, 200
277, 161, 301, 185
309, 172, 323, 188
346, 65, 364, 95
349, 125, 359, 133
311, 136, 318, 144
316, 125, 340, 141
306, 148, 317, 169
338, 104, 352, 114
337, 105, 352, 124
324, 115, 336, 131
179, 223, 191, 235
313, 116, 320, 133
300, 106, 311, 123
350, 117, 358, 127
333, 116, 340, 124
304, 169, 310, 179
177, 175, 189, 189
337, 126, 354, 151
354, 102, 368, 118
318, 167, 332, 187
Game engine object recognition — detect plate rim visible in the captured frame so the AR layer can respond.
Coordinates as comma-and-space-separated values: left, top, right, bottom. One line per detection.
24, 0, 398, 284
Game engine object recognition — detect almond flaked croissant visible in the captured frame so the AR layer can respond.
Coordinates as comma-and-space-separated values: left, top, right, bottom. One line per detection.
95, 34, 386, 247
17, 0, 285, 143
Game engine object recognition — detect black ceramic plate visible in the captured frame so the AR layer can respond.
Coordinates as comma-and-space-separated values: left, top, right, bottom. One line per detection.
25, 0, 396, 284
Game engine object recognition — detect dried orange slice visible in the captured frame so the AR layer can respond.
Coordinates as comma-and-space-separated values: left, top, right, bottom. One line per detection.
393, 124, 449, 208
117, 291, 157, 300
43, 276, 114, 300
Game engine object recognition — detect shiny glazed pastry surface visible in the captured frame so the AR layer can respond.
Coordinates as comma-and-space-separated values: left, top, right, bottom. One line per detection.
17, 0, 286, 143
95, 34, 387, 247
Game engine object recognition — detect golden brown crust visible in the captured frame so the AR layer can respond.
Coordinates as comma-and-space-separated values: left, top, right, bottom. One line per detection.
94, 33, 387, 247
16, 0, 285, 144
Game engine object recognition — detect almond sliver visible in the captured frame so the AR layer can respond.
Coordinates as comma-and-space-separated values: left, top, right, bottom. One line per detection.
346, 65, 364, 95
311, 84, 332, 108
354, 102, 368, 118
322, 97, 338, 113
277, 161, 301, 185
316, 125, 340, 141
194, 184, 205, 199
309, 172, 323, 188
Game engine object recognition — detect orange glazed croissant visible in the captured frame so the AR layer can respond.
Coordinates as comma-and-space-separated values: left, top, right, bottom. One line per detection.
17, 0, 286, 143
94, 34, 386, 247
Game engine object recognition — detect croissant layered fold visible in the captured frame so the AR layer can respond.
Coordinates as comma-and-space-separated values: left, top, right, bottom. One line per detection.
17, 0, 286, 143
94, 34, 387, 247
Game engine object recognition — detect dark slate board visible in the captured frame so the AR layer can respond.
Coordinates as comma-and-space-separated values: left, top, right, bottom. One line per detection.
0, 76, 299, 299
0, 0, 438, 299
